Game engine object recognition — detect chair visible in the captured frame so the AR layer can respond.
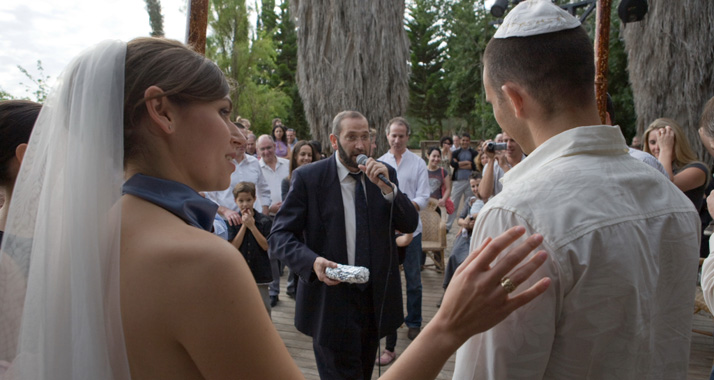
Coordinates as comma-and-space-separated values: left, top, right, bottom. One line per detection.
694, 258, 714, 336
420, 198, 447, 273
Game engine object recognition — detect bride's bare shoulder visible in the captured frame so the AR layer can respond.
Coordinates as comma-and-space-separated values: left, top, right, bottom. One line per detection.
120, 196, 301, 378
121, 195, 244, 280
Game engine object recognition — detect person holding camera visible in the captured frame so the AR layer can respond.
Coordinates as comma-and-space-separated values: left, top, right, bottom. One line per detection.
447, 133, 479, 231
479, 131, 525, 200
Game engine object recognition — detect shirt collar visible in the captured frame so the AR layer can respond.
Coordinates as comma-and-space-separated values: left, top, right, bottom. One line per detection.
122, 173, 218, 231
502, 125, 629, 186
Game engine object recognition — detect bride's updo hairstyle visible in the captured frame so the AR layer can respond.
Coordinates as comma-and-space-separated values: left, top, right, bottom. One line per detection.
123, 37, 230, 162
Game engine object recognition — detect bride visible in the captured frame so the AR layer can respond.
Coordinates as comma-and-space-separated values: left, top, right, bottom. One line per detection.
0, 37, 549, 379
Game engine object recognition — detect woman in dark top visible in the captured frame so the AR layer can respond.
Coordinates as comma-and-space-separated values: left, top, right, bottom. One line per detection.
281, 140, 320, 201
644, 118, 710, 210
0, 100, 41, 246
280, 140, 320, 298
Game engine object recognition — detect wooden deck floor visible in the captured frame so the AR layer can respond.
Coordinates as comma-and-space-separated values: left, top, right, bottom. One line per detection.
271, 228, 714, 379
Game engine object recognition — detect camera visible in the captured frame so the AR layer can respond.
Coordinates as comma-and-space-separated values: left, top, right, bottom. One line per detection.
485, 142, 507, 152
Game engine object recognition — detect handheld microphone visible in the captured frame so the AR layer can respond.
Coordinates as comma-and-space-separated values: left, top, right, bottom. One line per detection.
356, 154, 392, 187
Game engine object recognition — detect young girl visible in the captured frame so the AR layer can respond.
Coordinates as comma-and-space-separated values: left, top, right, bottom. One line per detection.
0, 37, 549, 380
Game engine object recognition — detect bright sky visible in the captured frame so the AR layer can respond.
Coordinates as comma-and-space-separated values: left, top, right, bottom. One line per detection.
0, 0, 188, 98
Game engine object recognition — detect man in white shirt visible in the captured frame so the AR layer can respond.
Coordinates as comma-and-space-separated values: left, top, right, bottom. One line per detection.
454, 1, 700, 379
245, 133, 258, 158
378, 117, 430, 342
257, 134, 291, 307
479, 131, 524, 200
204, 123, 271, 238
257, 135, 290, 216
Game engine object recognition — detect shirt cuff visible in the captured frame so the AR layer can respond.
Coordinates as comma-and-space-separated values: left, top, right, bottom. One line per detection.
381, 183, 397, 202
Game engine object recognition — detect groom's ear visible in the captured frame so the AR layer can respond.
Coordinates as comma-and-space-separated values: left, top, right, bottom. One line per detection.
144, 86, 175, 135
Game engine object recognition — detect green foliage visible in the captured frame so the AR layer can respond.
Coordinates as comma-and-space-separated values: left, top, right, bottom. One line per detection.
144, 0, 164, 37
206, 0, 290, 136
406, 0, 449, 142
257, 0, 278, 34
0, 88, 14, 101
441, 0, 498, 140
267, 1, 309, 140
16, 61, 51, 102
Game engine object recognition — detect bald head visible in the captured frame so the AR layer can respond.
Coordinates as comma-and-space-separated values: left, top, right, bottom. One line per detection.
257, 134, 276, 163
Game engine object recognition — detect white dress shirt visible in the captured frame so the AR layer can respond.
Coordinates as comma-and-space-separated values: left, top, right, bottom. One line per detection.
334, 154, 395, 265
379, 149, 430, 236
260, 156, 290, 213
627, 147, 669, 177
204, 154, 271, 211
455, 125, 700, 380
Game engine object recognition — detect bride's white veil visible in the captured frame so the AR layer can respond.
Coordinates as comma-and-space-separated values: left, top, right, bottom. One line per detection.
0, 40, 130, 379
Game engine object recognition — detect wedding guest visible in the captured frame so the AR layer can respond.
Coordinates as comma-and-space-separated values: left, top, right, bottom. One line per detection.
280, 140, 319, 298
231, 182, 273, 315
426, 146, 452, 216
643, 118, 710, 211
0, 100, 41, 244
439, 136, 453, 175
272, 124, 290, 159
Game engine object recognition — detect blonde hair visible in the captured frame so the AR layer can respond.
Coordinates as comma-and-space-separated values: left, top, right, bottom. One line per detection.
643, 118, 699, 169
700, 96, 714, 137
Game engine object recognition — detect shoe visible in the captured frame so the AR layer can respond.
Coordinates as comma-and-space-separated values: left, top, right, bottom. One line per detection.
270, 295, 279, 307
375, 349, 396, 366
407, 327, 420, 340
286, 290, 296, 299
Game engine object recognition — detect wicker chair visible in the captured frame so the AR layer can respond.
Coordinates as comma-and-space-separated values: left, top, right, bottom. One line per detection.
420, 198, 447, 273
694, 258, 713, 336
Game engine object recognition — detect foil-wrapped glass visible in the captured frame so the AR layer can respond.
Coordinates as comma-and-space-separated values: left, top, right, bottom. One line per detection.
325, 264, 370, 284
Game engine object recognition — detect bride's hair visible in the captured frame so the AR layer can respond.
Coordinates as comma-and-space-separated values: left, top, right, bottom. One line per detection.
0, 100, 41, 186
123, 37, 230, 162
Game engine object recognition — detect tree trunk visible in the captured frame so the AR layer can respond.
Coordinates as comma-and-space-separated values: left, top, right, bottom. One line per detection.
291, 0, 409, 156
622, 0, 714, 161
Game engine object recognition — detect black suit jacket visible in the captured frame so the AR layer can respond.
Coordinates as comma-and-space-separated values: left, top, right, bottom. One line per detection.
450, 147, 479, 180
268, 155, 418, 349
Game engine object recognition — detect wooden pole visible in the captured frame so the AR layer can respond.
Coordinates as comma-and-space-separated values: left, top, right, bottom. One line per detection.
594, 0, 612, 124
187, 0, 209, 55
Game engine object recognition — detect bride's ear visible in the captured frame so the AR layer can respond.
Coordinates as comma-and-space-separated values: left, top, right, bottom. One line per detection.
144, 86, 175, 135
15, 143, 28, 165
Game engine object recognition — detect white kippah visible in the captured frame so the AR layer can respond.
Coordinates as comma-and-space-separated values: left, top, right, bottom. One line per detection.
494, 0, 581, 39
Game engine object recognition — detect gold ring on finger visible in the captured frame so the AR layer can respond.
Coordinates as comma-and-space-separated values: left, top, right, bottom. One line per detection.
500, 277, 517, 294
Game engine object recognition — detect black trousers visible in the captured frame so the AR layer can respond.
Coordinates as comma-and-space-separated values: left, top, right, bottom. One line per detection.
312, 285, 379, 380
